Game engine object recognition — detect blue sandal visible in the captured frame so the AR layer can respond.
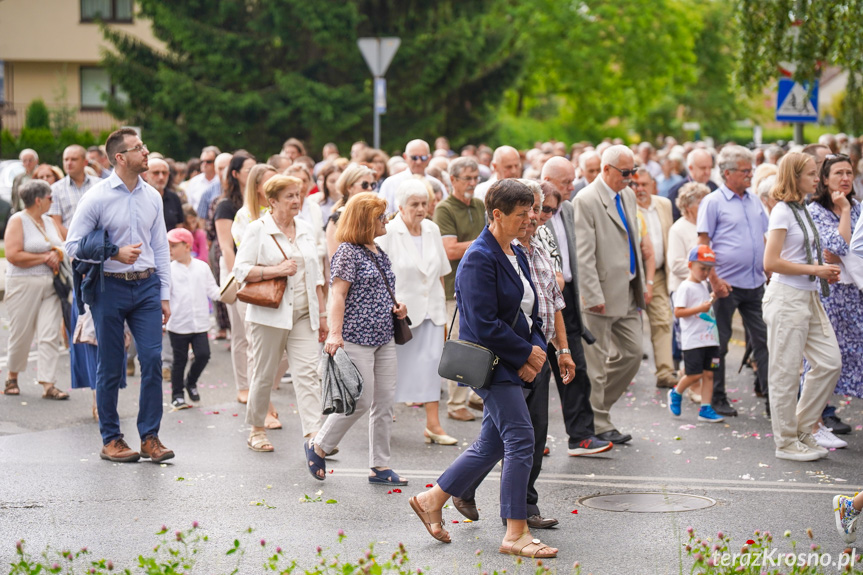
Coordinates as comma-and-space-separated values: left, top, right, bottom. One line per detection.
369, 467, 408, 486
304, 440, 326, 481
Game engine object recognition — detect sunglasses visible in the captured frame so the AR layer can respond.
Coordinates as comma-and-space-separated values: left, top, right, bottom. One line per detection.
541, 205, 558, 215
408, 155, 430, 162
609, 165, 637, 178
377, 214, 388, 224
826, 153, 850, 161
200, 159, 214, 165
359, 181, 378, 191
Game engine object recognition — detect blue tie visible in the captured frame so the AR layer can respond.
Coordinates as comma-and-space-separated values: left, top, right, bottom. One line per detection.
615, 193, 636, 275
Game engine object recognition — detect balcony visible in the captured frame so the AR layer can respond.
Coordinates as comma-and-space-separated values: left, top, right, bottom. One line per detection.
0, 102, 122, 137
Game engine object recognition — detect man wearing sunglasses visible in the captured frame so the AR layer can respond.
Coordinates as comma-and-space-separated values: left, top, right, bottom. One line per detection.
379, 139, 445, 216
573, 145, 647, 446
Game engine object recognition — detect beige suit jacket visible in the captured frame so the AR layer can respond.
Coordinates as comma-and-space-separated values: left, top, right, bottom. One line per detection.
639, 195, 673, 278
573, 177, 646, 317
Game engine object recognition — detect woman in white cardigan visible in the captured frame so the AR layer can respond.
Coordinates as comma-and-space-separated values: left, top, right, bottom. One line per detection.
377, 178, 455, 445
233, 175, 328, 453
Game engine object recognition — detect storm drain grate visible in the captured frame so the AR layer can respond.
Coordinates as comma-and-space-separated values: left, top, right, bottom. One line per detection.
577, 492, 716, 513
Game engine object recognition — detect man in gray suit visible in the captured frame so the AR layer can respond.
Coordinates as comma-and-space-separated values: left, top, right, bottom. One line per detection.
540, 157, 612, 456
573, 145, 646, 445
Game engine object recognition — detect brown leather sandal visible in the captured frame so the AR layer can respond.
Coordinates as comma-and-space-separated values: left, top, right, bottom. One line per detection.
498, 533, 557, 558
409, 496, 450, 543
4, 379, 19, 396
42, 385, 69, 400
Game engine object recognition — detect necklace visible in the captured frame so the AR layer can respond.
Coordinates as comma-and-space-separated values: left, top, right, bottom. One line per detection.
24, 211, 50, 242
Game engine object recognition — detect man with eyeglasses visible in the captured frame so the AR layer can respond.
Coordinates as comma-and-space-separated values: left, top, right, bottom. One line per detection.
434, 156, 487, 421
573, 145, 647, 446
66, 128, 174, 464
474, 146, 522, 202
185, 146, 221, 217
49, 145, 99, 240
696, 144, 770, 418
379, 139, 445, 216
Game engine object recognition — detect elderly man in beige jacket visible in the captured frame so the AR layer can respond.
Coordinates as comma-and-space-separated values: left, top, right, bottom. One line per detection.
573, 145, 646, 445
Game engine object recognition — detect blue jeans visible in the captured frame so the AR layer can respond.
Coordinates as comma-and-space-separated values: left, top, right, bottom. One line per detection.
90, 274, 164, 445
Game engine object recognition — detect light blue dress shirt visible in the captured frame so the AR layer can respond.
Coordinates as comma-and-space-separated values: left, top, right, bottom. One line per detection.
65, 171, 171, 300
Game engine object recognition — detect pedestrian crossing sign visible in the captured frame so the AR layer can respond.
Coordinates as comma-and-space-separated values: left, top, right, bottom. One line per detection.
776, 78, 818, 123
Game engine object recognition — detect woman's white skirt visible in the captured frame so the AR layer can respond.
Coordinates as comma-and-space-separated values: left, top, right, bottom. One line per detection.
394, 319, 445, 404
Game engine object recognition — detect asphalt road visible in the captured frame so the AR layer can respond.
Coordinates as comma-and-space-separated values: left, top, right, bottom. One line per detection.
1, 308, 863, 575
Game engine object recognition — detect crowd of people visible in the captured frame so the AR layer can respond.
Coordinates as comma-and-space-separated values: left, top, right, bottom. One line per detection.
7, 130, 863, 556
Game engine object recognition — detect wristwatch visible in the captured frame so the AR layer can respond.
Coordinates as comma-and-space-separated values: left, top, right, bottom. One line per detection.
555, 348, 571, 357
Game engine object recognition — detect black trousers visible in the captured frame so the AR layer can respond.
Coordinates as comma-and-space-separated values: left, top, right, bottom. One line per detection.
168, 331, 210, 399
712, 284, 770, 401
548, 281, 595, 445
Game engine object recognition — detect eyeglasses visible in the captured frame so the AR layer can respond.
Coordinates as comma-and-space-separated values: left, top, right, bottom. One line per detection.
629, 181, 644, 189
454, 175, 480, 182
359, 181, 378, 191
377, 214, 388, 224
200, 159, 214, 165
609, 165, 637, 178
727, 167, 753, 175
119, 143, 148, 154
408, 155, 430, 162
541, 205, 558, 215
41, 195, 53, 202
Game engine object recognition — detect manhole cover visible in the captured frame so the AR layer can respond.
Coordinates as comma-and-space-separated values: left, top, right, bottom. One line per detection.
578, 492, 715, 513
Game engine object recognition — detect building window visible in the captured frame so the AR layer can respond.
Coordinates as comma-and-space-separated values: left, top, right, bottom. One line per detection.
81, 0, 133, 23
80, 67, 128, 109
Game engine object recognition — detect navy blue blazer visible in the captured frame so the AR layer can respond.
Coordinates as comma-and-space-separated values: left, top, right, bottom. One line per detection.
454, 227, 546, 386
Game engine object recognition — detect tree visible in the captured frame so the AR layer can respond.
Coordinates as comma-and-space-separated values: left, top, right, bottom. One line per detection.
101, 1, 523, 159
735, 0, 863, 134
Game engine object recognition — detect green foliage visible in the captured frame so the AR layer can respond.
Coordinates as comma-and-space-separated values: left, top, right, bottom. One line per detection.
17, 128, 57, 163
24, 100, 51, 131
1, 129, 20, 159
6, 128, 100, 165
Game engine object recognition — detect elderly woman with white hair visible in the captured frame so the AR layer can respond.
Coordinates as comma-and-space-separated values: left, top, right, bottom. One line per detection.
377, 177, 455, 445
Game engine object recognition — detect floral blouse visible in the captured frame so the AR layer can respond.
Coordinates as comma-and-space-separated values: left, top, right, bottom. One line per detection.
330, 242, 396, 346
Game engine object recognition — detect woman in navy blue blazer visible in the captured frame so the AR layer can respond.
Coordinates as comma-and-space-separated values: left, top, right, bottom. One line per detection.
409, 180, 558, 559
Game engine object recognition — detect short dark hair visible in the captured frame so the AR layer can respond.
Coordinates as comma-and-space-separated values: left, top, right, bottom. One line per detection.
105, 128, 139, 166
485, 179, 534, 221
813, 154, 855, 211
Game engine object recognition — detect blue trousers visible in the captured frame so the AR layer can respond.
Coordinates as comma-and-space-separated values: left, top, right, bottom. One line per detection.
90, 274, 164, 445
437, 383, 534, 519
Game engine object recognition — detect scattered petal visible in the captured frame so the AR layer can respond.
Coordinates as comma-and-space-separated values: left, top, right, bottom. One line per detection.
673, 449, 682, 455
758, 463, 770, 468
393, 488, 402, 493
705, 456, 718, 460
746, 540, 755, 545
571, 510, 578, 514
452, 520, 459, 524
425, 484, 433, 488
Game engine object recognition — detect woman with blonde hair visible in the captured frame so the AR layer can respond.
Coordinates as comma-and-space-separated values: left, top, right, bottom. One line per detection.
763, 152, 842, 462
325, 163, 378, 259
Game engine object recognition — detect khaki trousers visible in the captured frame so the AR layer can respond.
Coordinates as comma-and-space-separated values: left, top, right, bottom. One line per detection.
444, 298, 482, 412
6, 274, 62, 383
763, 281, 841, 449
246, 311, 322, 435
584, 290, 643, 435
315, 340, 397, 468
645, 269, 675, 381
221, 261, 250, 392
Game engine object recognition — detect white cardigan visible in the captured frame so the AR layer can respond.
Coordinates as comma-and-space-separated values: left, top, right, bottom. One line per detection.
377, 215, 451, 326
233, 211, 324, 330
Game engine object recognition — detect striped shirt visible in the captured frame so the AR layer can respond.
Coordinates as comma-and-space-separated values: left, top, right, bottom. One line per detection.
517, 236, 564, 342
48, 174, 99, 228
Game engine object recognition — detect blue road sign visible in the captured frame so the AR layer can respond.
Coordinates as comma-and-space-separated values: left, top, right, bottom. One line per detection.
776, 78, 818, 123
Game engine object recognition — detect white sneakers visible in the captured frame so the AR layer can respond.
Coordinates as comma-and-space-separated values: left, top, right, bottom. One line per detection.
814, 423, 848, 449
775, 440, 825, 462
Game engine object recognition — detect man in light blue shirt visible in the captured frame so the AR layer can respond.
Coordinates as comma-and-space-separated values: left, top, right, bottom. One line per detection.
697, 144, 770, 418
66, 128, 173, 464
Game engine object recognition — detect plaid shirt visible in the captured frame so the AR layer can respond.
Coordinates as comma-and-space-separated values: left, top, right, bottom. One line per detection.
48, 174, 99, 228
516, 236, 565, 342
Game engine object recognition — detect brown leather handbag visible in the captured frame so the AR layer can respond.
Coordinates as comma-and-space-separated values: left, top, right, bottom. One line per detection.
236, 236, 290, 309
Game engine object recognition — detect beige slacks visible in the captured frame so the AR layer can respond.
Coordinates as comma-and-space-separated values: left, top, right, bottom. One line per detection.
444, 298, 482, 412
584, 290, 643, 435
645, 269, 675, 381
221, 261, 250, 392
246, 310, 322, 435
6, 274, 62, 384
315, 340, 397, 468
763, 281, 841, 449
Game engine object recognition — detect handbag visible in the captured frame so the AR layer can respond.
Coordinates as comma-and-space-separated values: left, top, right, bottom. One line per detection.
363, 246, 413, 345
437, 303, 520, 390
219, 273, 239, 304
236, 235, 290, 309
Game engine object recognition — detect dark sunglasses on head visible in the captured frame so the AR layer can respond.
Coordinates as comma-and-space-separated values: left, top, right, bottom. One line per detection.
541, 205, 558, 215
609, 165, 638, 178
409, 155, 430, 162
826, 153, 850, 161
360, 181, 378, 190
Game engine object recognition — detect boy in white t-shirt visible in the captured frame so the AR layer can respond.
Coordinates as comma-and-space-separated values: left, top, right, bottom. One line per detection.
166, 228, 222, 410
668, 245, 724, 423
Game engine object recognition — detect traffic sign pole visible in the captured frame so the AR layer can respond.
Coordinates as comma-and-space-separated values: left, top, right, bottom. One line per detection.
358, 38, 400, 150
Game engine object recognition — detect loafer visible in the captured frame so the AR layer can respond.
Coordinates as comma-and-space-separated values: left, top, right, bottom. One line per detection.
468, 398, 484, 412
100, 438, 140, 463
711, 397, 738, 417
825, 414, 852, 435
527, 514, 559, 529
596, 429, 632, 444
655, 377, 676, 388
140, 435, 175, 463
448, 408, 476, 421
567, 436, 613, 456
452, 496, 479, 521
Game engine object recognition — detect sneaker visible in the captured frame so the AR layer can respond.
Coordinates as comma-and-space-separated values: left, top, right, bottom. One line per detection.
684, 388, 702, 404
824, 414, 852, 435
668, 388, 682, 416
711, 396, 738, 417
171, 397, 191, 411
281, 372, 293, 384
775, 440, 823, 462
834, 495, 860, 543
186, 385, 200, 403
567, 436, 613, 456
698, 405, 725, 423
798, 432, 829, 458
814, 423, 848, 449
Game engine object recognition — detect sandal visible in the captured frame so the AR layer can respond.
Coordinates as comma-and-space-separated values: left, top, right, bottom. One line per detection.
499, 533, 557, 559
4, 379, 19, 396
369, 467, 408, 486
236, 390, 249, 404
409, 496, 450, 543
42, 385, 69, 400
247, 431, 274, 452
265, 412, 282, 430
304, 439, 326, 480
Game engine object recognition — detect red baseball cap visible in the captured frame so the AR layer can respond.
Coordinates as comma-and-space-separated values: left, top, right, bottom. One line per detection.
167, 228, 194, 246
688, 245, 716, 266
